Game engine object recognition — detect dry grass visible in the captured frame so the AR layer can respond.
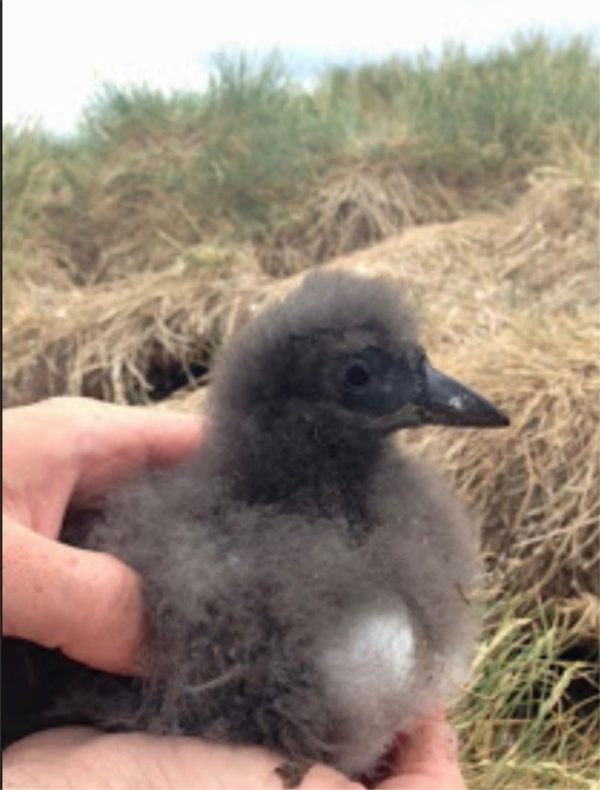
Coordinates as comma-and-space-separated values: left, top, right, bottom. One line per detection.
326, 167, 599, 337
260, 161, 461, 275
3, 248, 269, 405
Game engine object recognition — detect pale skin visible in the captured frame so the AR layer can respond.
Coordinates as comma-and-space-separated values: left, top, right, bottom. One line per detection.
2, 397, 468, 789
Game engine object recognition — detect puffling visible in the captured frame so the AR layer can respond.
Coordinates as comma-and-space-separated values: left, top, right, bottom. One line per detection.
2, 271, 509, 782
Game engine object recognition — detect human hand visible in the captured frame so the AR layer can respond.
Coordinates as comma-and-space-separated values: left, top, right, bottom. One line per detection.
2, 396, 203, 674
2, 712, 467, 789
3, 727, 357, 789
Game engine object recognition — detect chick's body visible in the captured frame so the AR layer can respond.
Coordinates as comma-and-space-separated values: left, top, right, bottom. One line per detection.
12, 272, 508, 778
80, 438, 477, 776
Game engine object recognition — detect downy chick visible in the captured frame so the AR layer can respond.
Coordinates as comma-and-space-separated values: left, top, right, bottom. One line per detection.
3, 271, 509, 781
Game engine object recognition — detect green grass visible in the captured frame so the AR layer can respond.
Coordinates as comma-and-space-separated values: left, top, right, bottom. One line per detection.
189, 54, 351, 234
2, 126, 61, 257
322, 34, 599, 179
3, 33, 598, 283
453, 592, 599, 789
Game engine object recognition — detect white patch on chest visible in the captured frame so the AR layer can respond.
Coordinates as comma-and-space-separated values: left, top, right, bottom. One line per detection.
318, 608, 417, 775
319, 609, 416, 718
329, 610, 415, 684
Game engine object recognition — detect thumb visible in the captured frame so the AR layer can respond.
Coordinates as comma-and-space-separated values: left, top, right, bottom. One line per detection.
377, 710, 467, 790
3, 518, 146, 674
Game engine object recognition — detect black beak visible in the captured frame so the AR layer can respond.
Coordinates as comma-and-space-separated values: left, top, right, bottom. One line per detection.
419, 362, 509, 428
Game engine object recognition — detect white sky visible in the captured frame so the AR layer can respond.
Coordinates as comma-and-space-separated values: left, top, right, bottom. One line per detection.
3, 0, 598, 134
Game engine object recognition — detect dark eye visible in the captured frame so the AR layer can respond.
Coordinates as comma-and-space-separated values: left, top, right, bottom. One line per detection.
345, 360, 371, 388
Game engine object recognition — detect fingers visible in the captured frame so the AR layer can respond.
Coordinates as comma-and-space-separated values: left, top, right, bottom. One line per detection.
4, 730, 365, 790
2, 727, 101, 789
96, 736, 364, 790
54, 398, 204, 501
376, 710, 467, 790
4, 397, 203, 506
3, 519, 146, 674
3, 398, 201, 673
4, 726, 99, 756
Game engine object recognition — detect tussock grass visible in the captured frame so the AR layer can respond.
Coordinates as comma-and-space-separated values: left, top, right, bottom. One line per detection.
323, 35, 599, 182
4, 35, 598, 283
2, 126, 75, 289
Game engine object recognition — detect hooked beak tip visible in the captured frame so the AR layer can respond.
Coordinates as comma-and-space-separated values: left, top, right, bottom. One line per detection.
422, 364, 510, 429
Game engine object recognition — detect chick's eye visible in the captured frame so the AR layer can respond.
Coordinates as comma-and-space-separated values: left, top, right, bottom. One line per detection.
345, 360, 371, 388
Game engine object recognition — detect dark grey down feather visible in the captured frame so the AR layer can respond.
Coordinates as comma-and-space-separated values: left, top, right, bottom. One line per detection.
2, 271, 509, 779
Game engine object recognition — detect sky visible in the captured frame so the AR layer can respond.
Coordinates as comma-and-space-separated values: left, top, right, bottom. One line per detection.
3, 0, 598, 135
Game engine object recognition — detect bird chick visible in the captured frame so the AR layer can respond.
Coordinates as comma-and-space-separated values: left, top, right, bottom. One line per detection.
3, 271, 509, 782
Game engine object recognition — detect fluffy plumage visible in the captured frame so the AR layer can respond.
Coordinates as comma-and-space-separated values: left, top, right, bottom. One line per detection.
2, 271, 509, 780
